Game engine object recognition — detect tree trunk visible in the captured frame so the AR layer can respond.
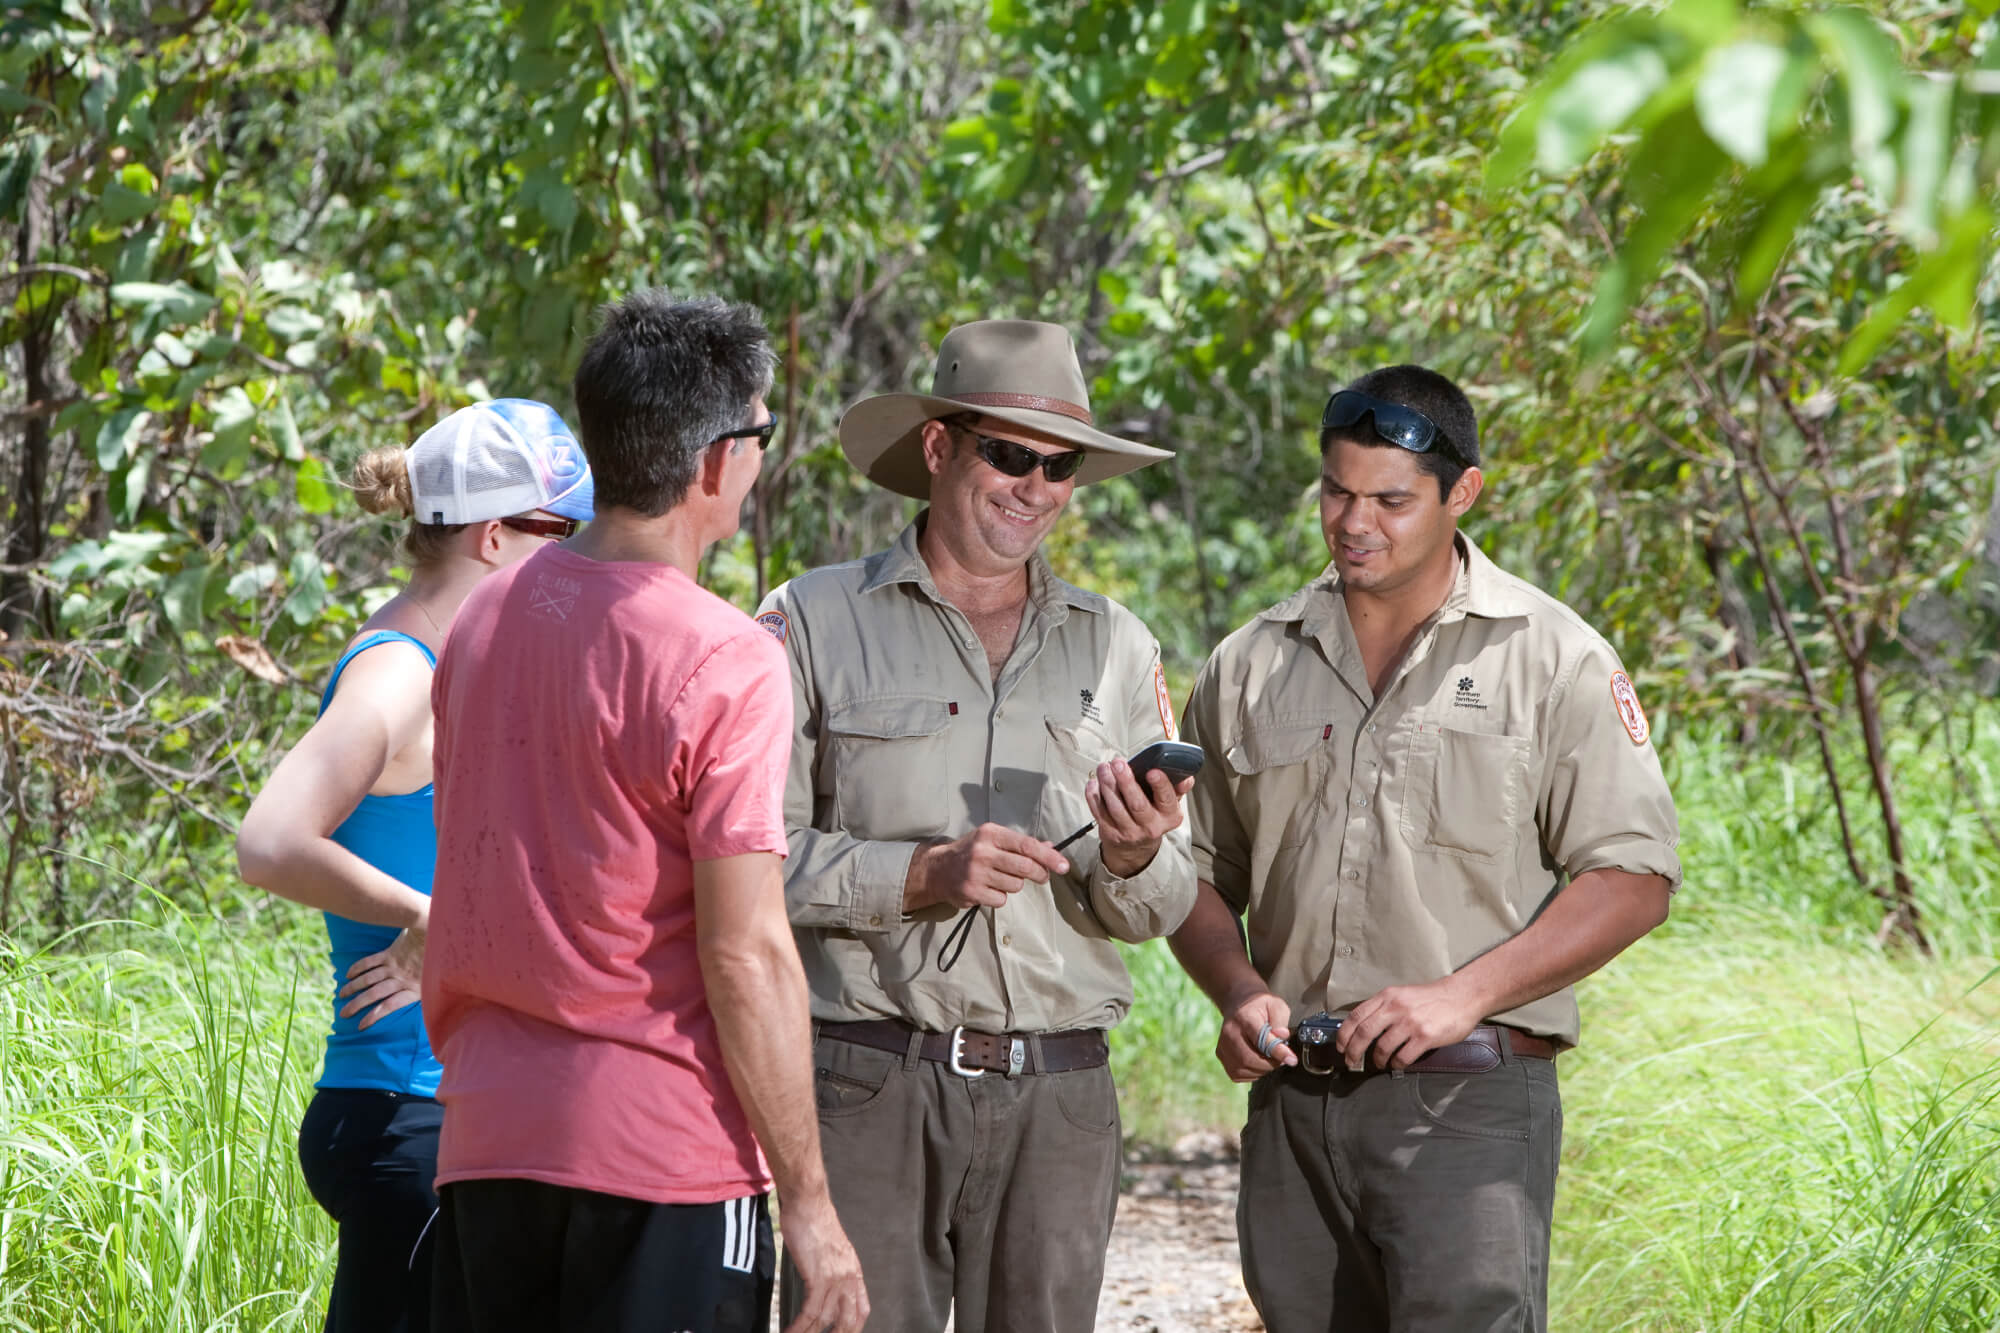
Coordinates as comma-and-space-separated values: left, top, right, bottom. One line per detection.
2, 180, 55, 642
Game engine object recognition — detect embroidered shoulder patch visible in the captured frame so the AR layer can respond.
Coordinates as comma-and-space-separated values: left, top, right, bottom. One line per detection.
1154, 662, 1178, 741
1609, 671, 1649, 746
755, 610, 789, 644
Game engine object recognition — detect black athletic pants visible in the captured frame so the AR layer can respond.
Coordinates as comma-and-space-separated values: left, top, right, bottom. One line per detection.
429, 1178, 775, 1333
297, 1087, 443, 1333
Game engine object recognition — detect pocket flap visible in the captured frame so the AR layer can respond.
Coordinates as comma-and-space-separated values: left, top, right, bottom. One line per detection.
826, 695, 953, 741
1226, 725, 1326, 775
1046, 716, 1117, 765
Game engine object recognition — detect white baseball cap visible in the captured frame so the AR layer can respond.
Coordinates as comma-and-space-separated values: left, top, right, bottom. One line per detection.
406, 399, 595, 525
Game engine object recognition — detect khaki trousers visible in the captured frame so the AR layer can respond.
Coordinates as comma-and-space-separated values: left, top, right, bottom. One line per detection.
779, 1029, 1122, 1333
1238, 1055, 1562, 1333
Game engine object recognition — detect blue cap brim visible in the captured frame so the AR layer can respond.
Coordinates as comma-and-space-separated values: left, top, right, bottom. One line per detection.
545, 476, 595, 522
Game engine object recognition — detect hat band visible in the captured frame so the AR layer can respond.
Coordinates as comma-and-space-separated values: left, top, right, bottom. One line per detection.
948, 391, 1093, 426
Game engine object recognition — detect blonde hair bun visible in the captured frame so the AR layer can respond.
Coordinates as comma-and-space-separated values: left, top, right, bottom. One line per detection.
350, 446, 414, 517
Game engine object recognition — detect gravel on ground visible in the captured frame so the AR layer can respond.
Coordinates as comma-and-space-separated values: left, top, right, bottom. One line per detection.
1096, 1133, 1262, 1331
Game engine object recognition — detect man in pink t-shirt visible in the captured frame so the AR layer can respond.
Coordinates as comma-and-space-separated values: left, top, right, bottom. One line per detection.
423, 293, 867, 1333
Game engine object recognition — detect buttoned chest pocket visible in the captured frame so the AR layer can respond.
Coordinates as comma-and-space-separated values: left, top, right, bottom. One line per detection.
824, 696, 954, 842
1040, 716, 1119, 835
1401, 725, 1531, 861
1224, 724, 1333, 852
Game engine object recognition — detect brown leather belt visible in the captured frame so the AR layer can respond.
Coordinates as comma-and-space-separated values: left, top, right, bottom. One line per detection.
818, 1019, 1109, 1078
1301, 1024, 1559, 1076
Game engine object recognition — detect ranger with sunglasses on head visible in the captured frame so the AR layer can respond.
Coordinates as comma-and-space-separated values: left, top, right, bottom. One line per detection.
1168, 365, 1681, 1333
757, 320, 1197, 1332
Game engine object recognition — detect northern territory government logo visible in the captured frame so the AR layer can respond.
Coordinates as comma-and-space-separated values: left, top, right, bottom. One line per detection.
1451, 675, 1488, 711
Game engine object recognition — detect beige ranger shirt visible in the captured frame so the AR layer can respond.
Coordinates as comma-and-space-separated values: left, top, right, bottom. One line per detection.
1182, 534, 1682, 1048
757, 517, 1196, 1034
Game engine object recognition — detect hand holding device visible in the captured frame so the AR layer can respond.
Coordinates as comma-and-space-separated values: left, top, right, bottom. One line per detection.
1057, 740, 1206, 851
935, 742, 1206, 971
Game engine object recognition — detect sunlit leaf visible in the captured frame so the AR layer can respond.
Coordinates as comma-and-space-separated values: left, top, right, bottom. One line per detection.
1696, 41, 1793, 166
295, 455, 334, 515
96, 407, 151, 469
109, 280, 215, 322
1809, 9, 1903, 158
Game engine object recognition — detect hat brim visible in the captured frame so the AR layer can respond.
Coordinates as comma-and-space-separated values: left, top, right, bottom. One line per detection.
838, 394, 1171, 501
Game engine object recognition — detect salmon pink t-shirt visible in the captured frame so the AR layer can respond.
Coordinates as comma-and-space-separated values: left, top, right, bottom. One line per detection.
424, 544, 792, 1204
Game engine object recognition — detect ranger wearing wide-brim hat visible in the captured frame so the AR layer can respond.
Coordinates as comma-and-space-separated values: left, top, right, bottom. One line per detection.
837, 319, 1170, 498
759, 320, 1197, 1332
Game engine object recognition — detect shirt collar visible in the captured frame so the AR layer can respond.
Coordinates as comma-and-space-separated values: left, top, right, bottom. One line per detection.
1263, 532, 1533, 634
858, 513, 1102, 619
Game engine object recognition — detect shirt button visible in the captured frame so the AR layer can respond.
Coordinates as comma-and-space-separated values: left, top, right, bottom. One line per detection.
868, 915, 882, 926
1353, 795, 1368, 807
1345, 868, 1359, 880
1339, 944, 1355, 958
993, 776, 1005, 792
1001, 934, 1013, 947
1367, 724, 1378, 734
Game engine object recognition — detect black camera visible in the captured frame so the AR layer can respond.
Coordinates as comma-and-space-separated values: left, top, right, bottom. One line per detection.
1291, 1011, 1344, 1074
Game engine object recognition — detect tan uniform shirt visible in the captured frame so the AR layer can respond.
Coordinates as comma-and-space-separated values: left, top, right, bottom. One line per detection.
1183, 535, 1681, 1047
758, 518, 1196, 1034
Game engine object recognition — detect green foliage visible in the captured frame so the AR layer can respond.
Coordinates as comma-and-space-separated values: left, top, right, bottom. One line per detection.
1, 1, 1996, 936
1490, 1, 2000, 369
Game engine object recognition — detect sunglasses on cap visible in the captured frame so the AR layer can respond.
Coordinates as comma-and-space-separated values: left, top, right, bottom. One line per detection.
1320, 390, 1470, 468
956, 427, 1086, 484
500, 515, 578, 540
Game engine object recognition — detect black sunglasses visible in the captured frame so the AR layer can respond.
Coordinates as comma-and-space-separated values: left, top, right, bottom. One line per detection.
1320, 390, 1468, 467
958, 428, 1086, 484
712, 417, 779, 451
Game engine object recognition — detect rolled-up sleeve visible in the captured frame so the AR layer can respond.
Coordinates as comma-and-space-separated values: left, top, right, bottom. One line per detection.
1077, 641, 1196, 941
1537, 637, 1683, 891
759, 583, 917, 933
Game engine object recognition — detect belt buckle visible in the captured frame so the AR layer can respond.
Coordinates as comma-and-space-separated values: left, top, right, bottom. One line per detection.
947, 1025, 985, 1079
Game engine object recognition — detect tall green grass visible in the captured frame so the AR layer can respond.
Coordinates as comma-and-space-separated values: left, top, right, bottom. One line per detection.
0, 912, 329, 1331
2, 718, 1996, 1329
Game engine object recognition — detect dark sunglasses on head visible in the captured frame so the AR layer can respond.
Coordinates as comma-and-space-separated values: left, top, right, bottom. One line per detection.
711, 417, 779, 451
500, 515, 578, 540
1321, 390, 1468, 467
959, 428, 1086, 484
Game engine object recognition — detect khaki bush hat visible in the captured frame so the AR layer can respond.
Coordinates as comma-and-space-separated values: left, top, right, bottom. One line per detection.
839, 320, 1171, 500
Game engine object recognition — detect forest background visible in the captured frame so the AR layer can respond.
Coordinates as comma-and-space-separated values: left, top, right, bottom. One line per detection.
5, 0, 2000, 1329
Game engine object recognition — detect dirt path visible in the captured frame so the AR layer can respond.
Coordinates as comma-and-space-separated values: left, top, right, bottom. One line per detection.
1096, 1151, 1262, 1331
778, 1137, 1262, 1330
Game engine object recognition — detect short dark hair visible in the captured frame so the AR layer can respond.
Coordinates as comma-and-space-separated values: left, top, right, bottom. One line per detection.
571, 291, 776, 516
1320, 364, 1480, 500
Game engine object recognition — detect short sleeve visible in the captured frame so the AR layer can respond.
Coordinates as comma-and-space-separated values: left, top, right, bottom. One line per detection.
1536, 637, 1683, 891
677, 629, 795, 862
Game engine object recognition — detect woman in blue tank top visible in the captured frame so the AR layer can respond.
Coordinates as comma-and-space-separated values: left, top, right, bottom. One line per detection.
236, 401, 592, 1333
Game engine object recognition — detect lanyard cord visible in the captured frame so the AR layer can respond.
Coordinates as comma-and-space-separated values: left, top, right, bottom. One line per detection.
934, 820, 1096, 971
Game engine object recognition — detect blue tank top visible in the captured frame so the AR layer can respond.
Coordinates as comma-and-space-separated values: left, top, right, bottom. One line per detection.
314, 630, 443, 1097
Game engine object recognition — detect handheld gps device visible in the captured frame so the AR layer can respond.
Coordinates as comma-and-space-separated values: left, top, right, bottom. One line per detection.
1126, 740, 1205, 788
935, 741, 1208, 971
